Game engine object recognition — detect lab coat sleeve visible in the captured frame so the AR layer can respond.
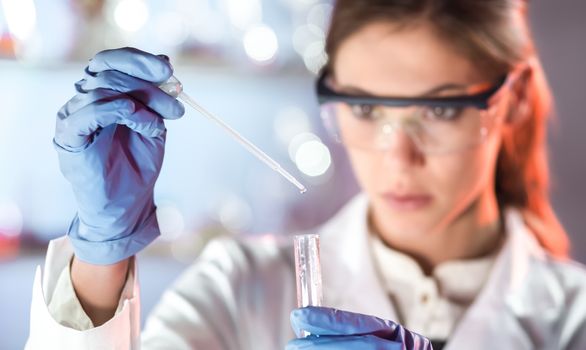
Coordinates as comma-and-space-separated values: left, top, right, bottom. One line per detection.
45, 249, 135, 330
25, 236, 141, 350
140, 236, 296, 350
45, 259, 94, 330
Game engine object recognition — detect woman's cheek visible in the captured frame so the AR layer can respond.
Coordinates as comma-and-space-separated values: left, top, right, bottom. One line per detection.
346, 149, 382, 193
430, 149, 496, 208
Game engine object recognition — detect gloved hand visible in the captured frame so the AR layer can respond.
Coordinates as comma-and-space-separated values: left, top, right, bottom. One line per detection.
287, 307, 432, 350
54, 47, 185, 265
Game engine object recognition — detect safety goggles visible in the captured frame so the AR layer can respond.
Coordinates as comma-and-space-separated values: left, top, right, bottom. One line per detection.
316, 69, 516, 155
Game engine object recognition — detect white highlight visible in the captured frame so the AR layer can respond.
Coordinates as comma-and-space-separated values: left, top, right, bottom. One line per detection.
290, 133, 332, 177
243, 24, 279, 63
1, 0, 37, 41
114, 0, 149, 32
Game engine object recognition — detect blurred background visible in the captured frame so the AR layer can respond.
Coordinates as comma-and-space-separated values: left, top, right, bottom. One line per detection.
0, 0, 584, 348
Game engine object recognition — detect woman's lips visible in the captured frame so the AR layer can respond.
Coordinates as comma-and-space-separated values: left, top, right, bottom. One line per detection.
381, 192, 432, 211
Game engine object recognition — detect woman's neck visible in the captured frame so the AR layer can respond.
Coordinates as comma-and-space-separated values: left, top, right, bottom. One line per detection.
370, 190, 504, 275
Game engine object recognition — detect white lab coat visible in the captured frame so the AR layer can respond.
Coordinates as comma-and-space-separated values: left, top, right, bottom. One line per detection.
26, 194, 586, 349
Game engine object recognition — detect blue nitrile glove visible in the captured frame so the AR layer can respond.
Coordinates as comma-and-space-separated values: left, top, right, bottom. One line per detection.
54, 47, 185, 265
287, 307, 432, 350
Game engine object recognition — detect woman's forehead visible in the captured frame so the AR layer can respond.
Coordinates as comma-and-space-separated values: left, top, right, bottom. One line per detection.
332, 21, 492, 97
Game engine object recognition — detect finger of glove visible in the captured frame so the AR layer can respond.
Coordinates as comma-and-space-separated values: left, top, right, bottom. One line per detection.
88, 47, 172, 83
56, 97, 165, 150
77, 70, 184, 119
120, 103, 167, 139
290, 307, 398, 338
291, 308, 433, 350
58, 88, 121, 119
286, 334, 404, 350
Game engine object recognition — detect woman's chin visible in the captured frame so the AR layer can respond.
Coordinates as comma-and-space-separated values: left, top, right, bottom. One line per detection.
370, 199, 442, 237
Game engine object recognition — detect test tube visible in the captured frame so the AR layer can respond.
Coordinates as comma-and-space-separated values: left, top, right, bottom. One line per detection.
293, 234, 323, 337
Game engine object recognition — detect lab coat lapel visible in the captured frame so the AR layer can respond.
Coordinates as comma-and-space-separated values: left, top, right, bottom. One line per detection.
446, 209, 565, 349
318, 194, 398, 321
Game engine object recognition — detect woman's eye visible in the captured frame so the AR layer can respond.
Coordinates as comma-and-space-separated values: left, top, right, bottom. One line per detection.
351, 104, 376, 119
424, 106, 463, 121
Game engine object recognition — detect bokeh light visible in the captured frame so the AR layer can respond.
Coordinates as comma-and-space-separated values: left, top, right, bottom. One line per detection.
274, 106, 312, 146
114, 0, 149, 32
157, 203, 186, 241
243, 24, 279, 63
294, 139, 332, 177
292, 23, 324, 56
292, 21, 327, 74
302, 39, 327, 74
1, 0, 37, 41
288, 132, 321, 161
0, 199, 23, 237
283, 0, 319, 11
306, 3, 333, 31
217, 195, 253, 233
224, 0, 262, 30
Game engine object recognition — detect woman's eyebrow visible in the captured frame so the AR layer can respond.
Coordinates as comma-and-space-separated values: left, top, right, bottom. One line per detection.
336, 83, 467, 97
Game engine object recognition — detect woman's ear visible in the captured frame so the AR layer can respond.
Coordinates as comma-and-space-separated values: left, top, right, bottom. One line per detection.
505, 66, 533, 125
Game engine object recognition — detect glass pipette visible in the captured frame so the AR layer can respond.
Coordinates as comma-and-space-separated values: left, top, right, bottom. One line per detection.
159, 75, 307, 194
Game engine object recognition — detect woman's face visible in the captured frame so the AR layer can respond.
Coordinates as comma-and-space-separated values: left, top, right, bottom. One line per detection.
333, 21, 508, 237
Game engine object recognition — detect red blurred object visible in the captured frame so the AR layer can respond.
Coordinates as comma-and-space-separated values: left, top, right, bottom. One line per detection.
0, 32, 16, 58
0, 232, 20, 260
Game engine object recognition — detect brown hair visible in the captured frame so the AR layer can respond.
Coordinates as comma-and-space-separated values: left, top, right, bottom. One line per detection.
325, 0, 569, 257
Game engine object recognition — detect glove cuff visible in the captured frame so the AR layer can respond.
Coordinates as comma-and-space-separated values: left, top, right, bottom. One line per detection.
68, 209, 160, 265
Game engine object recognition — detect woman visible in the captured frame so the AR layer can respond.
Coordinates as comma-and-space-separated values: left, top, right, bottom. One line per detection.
27, 0, 586, 349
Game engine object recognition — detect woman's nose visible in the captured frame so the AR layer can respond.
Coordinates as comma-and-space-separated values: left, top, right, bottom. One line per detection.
379, 124, 425, 169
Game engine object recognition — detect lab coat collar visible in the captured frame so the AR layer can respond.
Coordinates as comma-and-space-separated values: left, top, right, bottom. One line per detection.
447, 208, 565, 349
318, 193, 398, 320
319, 193, 565, 348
